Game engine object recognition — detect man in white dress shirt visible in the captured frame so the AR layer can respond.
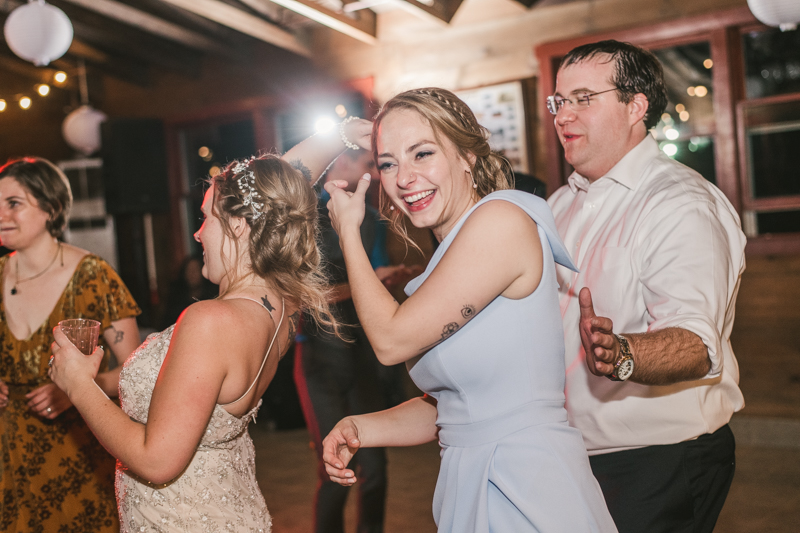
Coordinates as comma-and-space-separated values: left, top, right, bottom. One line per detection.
546, 40, 746, 533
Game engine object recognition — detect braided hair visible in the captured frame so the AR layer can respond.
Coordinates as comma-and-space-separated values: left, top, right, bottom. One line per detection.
211, 154, 339, 336
371, 88, 514, 239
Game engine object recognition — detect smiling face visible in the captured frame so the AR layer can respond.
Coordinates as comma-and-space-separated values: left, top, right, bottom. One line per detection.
376, 109, 476, 240
554, 56, 648, 182
0, 177, 51, 250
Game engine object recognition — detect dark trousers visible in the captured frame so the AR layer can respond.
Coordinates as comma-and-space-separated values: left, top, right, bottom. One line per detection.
294, 329, 387, 533
589, 424, 736, 533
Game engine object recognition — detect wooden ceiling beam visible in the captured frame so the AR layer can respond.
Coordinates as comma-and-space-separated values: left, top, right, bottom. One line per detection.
396, 0, 464, 24
69, 19, 203, 79
57, 0, 229, 54
246, 0, 377, 44
159, 0, 312, 57
45, 1, 206, 78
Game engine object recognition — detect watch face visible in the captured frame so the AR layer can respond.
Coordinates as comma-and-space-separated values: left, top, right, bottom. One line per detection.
617, 358, 634, 381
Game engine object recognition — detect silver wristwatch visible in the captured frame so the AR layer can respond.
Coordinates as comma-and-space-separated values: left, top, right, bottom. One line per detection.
607, 334, 634, 381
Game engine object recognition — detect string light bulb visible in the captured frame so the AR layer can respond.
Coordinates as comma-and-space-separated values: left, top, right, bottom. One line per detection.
54, 71, 67, 83
36, 84, 50, 96
0, 100, 6, 112
19, 96, 31, 109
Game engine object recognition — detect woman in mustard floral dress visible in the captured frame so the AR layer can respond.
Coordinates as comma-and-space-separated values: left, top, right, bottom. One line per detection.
0, 157, 141, 531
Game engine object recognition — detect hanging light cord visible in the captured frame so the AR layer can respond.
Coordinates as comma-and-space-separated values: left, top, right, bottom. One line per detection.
11, 243, 63, 295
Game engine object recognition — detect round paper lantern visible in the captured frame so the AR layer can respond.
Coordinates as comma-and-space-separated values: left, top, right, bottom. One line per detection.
747, 0, 800, 31
62, 105, 107, 156
4, 0, 73, 66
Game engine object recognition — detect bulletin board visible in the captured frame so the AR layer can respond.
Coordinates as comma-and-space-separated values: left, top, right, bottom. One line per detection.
456, 81, 529, 173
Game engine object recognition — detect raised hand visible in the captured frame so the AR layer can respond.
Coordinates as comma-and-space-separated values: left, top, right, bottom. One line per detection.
322, 417, 362, 486
341, 118, 373, 150
578, 287, 619, 377
325, 172, 371, 236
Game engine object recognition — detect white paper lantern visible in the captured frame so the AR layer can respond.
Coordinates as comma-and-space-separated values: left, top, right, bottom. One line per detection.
3, 0, 73, 66
62, 105, 107, 156
747, 0, 800, 31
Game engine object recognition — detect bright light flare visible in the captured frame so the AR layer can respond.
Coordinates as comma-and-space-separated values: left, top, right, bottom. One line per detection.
694, 85, 708, 97
315, 117, 336, 134
19, 97, 31, 109
662, 143, 678, 157
37, 84, 50, 96
665, 128, 680, 140
54, 71, 67, 83
335, 105, 347, 118
0, 100, 6, 112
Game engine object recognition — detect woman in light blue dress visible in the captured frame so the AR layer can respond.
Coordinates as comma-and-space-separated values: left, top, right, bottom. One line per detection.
321, 88, 616, 532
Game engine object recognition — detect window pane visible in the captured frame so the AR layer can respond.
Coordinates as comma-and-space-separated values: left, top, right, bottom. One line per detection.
743, 98, 800, 199
743, 28, 800, 100
652, 42, 716, 183
756, 209, 800, 235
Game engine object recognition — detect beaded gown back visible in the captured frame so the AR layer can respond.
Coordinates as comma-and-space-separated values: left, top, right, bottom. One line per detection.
116, 325, 272, 533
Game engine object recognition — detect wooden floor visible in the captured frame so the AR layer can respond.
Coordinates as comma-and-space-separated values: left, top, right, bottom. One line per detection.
252, 254, 800, 533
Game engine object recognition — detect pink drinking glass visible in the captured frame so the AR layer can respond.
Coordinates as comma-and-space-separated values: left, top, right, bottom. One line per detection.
58, 319, 101, 355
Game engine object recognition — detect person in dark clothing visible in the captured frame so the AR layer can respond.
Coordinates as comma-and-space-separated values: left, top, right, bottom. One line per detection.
294, 149, 415, 533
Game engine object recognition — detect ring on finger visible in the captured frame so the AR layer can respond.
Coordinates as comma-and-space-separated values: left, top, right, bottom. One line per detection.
46, 407, 52, 413
48, 356, 55, 367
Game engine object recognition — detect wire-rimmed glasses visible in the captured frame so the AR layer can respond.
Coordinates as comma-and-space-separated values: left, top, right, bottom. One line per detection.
546, 88, 620, 115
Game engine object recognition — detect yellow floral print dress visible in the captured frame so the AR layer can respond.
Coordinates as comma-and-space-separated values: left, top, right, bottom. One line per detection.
0, 254, 140, 532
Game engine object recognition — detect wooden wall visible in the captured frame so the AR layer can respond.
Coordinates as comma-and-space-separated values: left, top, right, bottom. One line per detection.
309, 0, 747, 180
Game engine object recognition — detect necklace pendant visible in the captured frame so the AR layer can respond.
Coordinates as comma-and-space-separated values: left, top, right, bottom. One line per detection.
10, 286, 17, 295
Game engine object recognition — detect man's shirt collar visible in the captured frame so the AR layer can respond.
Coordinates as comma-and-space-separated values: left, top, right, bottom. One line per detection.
567, 134, 659, 193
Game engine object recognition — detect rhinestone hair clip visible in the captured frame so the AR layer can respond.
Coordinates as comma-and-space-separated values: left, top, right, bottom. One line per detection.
232, 157, 264, 220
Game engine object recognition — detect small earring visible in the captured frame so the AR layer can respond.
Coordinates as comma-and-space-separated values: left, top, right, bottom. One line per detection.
389, 205, 395, 211
468, 170, 477, 189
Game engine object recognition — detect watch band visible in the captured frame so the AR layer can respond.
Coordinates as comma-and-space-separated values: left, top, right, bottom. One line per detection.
607, 334, 634, 381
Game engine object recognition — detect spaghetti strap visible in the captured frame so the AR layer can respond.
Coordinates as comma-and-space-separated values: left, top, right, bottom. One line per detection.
219, 297, 285, 408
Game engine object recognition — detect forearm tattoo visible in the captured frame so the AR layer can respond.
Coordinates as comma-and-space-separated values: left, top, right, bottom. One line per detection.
110, 326, 124, 344
289, 159, 313, 183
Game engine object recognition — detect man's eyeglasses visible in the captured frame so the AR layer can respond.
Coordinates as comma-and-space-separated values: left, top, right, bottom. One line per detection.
546, 88, 620, 115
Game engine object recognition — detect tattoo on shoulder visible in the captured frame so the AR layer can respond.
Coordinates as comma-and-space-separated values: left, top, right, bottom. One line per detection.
289, 159, 312, 182
110, 326, 124, 344
261, 295, 275, 312
461, 305, 476, 320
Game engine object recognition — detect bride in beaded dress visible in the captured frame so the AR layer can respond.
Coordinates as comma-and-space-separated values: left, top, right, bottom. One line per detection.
48, 119, 373, 532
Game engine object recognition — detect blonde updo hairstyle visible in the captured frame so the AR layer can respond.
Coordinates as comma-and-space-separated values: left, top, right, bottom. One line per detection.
371, 87, 514, 237
210, 155, 338, 334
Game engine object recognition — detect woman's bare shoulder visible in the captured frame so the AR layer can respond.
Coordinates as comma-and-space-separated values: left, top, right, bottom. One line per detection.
460, 200, 540, 246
